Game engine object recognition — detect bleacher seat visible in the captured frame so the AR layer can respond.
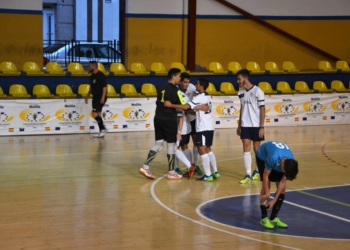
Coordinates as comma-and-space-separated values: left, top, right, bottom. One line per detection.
9, 84, 31, 98
282, 61, 299, 72
170, 62, 188, 73
318, 61, 337, 73
227, 62, 242, 74
209, 62, 228, 74
33, 84, 54, 98
68, 62, 88, 75
313, 81, 333, 93
121, 83, 142, 97
331, 80, 350, 93
110, 63, 130, 75
276, 81, 295, 94
0, 87, 7, 98
336, 61, 350, 72
265, 62, 283, 73
295, 81, 314, 93
78, 84, 91, 97
0, 62, 20, 75
130, 63, 150, 75
246, 62, 265, 74
206, 83, 221, 95
56, 84, 77, 98
141, 83, 158, 96
220, 82, 237, 95
98, 62, 109, 75
107, 84, 120, 97
23, 62, 44, 75
258, 82, 277, 94
45, 62, 66, 75
150, 62, 167, 74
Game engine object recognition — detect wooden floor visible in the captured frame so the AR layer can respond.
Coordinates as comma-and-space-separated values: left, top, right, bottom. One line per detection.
0, 125, 349, 250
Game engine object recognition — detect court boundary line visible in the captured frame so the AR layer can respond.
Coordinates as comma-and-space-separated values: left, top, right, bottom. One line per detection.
195, 184, 350, 241
150, 176, 301, 250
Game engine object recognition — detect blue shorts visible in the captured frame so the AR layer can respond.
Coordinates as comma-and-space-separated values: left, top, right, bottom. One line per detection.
240, 127, 264, 142
196, 130, 214, 147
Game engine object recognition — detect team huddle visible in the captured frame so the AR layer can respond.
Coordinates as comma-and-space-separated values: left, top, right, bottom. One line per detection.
86, 63, 299, 230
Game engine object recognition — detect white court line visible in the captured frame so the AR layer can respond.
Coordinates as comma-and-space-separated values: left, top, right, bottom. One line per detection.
150, 176, 301, 250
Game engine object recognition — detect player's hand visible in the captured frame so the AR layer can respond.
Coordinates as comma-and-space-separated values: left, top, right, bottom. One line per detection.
164, 101, 172, 107
259, 128, 264, 138
260, 193, 270, 203
236, 126, 241, 136
266, 199, 276, 210
85, 97, 88, 104
100, 96, 105, 104
177, 132, 182, 141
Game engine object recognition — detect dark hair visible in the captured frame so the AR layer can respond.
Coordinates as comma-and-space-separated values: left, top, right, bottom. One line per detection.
168, 68, 181, 79
284, 159, 299, 181
197, 78, 209, 90
181, 72, 190, 81
236, 69, 250, 78
89, 61, 98, 68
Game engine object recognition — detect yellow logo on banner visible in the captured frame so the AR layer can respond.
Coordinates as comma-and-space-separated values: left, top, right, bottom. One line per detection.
0, 112, 14, 123
19, 109, 50, 122
303, 102, 327, 112
56, 109, 85, 122
274, 103, 299, 114
331, 100, 350, 111
122, 107, 150, 120
215, 104, 240, 116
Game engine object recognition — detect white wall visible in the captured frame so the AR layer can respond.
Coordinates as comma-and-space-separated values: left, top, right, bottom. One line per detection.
0, 0, 42, 10
127, 0, 350, 16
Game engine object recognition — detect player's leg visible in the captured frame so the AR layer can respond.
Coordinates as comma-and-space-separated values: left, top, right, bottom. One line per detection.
251, 140, 262, 180
205, 131, 220, 179
180, 142, 192, 164
196, 131, 213, 181
240, 127, 253, 183
175, 134, 194, 176
190, 120, 203, 175
269, 172, 288, 228
92, 99, 107, 137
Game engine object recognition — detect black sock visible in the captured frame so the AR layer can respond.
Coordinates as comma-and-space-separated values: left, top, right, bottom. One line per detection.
260, 205, 268, 219
94, 116, 105, 131
167, 154, 175, 171
144, 150, 157, 166
270, 194, 285, 220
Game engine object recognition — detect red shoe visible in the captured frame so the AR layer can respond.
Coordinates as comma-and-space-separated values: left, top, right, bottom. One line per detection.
187, 163, 195, 179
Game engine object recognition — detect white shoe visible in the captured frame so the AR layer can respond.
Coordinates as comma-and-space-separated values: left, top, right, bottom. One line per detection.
93, 130, 107, 138
100, 129, 107, 136
139, 167, 155, 180
167, 172, 183, 180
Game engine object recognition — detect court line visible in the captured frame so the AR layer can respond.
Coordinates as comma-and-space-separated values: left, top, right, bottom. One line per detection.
150, 176, 301, 250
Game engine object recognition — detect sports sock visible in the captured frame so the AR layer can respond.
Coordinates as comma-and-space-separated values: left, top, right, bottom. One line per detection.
260, 205, 268, 219
193, 146, 199, 165
183, 148, 192, 163
201, 154, 211, 176
167, 154, 175, 171
243, 152, 252, 176
208, 151, 218, 173
270, 194, 285, 220
144, 150, 157, 166
175, 149, 191, 168
94, 116, 104, 131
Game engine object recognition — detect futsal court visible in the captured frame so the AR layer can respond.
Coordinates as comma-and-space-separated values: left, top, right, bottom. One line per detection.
0, 124, 349, 249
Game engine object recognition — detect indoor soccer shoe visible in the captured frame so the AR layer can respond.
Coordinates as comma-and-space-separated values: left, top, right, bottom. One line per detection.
195, 165, 203, 175
252, 170, 260, 180
212, 172, 220, 179
260, 217, 274, 229
271, 217, 288, 228
167, 172, 183, 180
187, 163, 196, 179
239, 175, 252, 184
175, 168, 183, 175
196, 175, 214, 181
139, 167, 155, 180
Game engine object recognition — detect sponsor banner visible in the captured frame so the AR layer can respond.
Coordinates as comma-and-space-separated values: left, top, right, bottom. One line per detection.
0, 94, 349, 135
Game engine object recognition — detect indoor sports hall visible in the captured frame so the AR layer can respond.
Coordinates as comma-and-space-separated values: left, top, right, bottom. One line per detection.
0, 0, 349, 249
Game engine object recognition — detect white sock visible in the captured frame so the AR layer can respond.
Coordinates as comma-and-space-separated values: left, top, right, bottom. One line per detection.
168, 170, 175, 174
243, 152, 252, 176
183, 148, 192, 163
193, 146, 199, 165
175, 149, 191, 168
143, 165, 149, 169
201, 154, 211, 176
208, 151, 218, 173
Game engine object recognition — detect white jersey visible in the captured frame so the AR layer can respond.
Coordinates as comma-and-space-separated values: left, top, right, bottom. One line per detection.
177, 91, 192, 135
184, 84, 197, 122
189, 92, 214, 132
238, 85, 265, 127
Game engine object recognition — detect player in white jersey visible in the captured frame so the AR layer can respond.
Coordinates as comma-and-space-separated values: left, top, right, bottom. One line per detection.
164, 78, 219, 182
236, 69, 265, 184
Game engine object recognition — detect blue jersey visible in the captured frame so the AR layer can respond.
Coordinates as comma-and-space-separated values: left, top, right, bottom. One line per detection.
256, 141, 294, 172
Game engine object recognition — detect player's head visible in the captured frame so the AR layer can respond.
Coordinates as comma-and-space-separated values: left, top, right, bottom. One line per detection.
196, 78, 209, 93
283, 159, 299, 181
89, 61, 98, 72
168, 68, 181, 84
236, 69, 250, 88
180, 73, 190, 91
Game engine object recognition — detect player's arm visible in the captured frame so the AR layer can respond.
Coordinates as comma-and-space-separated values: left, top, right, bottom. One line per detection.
266, 176, 287, 210
100, 76, 107, 104
85, 86, 91, 104
236, 104, 243, 136
261, 168, 271, 202
258, 90, 265, 138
